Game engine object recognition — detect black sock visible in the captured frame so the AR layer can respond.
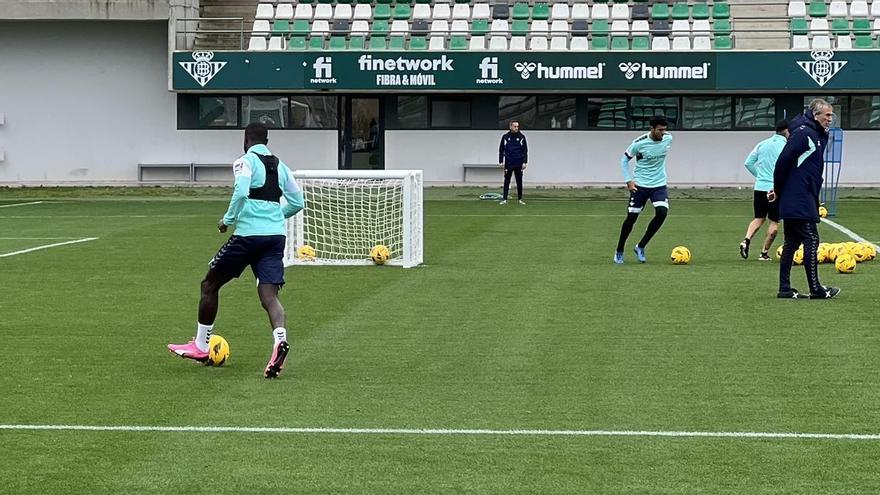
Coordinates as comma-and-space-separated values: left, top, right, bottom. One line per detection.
617, 212, 639, 253
637, 206, 668, 249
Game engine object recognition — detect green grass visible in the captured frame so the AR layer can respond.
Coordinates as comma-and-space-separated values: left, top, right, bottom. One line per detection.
1, 190, 879, 493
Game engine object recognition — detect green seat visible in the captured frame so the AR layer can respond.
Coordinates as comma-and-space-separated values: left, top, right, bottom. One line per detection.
512, 2, 530, 19
350, 35, 366, 50
711, 1, 730, 19
832, 18, 850, 35
853, 18, 871, 35
272, 20, 291, 35
854, 34, 873, 48
532, 3, 550, 19
471, 19, 489, 35
369, 36, 388, 49
652, 3, 670, 19
393, 4, 411, 19
408, 35, 427, 49
671, 2, 690, 19
297, 0, 314, 4
292, 20, 310, 35
511, 19, 529, 35
329, 36, 348, 49
449, 35, 468, 49
713, 18, 731, 34
287, 36, 307, 50
308, 36, 324, 49
389, 35, 406, 50
790, 17, 808, 35
713, 34, 733, 49
372, 20, 390, 36
591, 35, 609, 49
374, 4, 391, 19
692, 3, 710, 19
591, 19, 610, 35
632, 35, 650, 49
611, 36, 630, 49
808, 0, 827, 17
376, 0, 393, 4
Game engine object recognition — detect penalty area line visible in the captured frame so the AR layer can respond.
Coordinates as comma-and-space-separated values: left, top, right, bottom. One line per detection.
0, 424, 879, 441
0, 237, 99, 258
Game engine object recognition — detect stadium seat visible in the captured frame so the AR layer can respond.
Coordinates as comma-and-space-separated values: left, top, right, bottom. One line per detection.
611, 36, 629, 49
531, 20, 550, 34
491, 19, 510, 33
373, 4, 391, 19
533, 3, 551, 20
712, 2, 730, 19
672, 35, 691, 49
334, 4, 353, 20
592, 4, 610, 19
632, 20, 650, 35
272, 20, 291, 35
451, 19, 469, 33
431, 20, 449, 33
591, 35, 609, 49
611, 20, 629, 35
472, 3, 490, 19
314, 4, 332, 20
836, 34, 853, 48
253, 19, 272, 35
853, 18, 871, 35
493, 2, 510, 19
872, 0, 880, 16
389, 35, 405, 49
611, 4, 630, 20
512, 2, 530, 19
412, 19, 429, 34
256, 3, 275, 19
413, 4, 431, 19
693, 35, 711, 49
409, 36, 428, 49
632, 35, 650, 49
512, 19, 529, 35
472, 18, 489, 34
812, 34, 832, 47
429, 36, 445, 49
831, 18, 849, 34
292, 19, 310, 35
550, 36, 568, 50
551, 20, 568, 34
572, 3, 590, 20
854, 33, 873, 48
509, 35, 526, 49
394, 4, 412, 19
275, 3, 294, 19
309, 36, 325, 49
572, 19, 589, 34
268, 36, 285, 50
713, 34, 733, 48
809, 0, 827, 17
671, 20, 690, 34
850, 0, 869, 16
810, 18, 829, 33
671, 2, 690, 19
874, 17, 880, 32
552, 4, 570, 20
791, 17, 808, 34
372, 19, 389, 35
369, 36, 387, 50
294, 3, 312, 19
489, 35, 508, 49
391, 20, 409, 34
828, 0, 847, 17
311, 19, 330, 35
652, 36, 671, 49
692, 3, 709, 19
530, 36, 549, 49
287, 36, 306, 50
652, 19, 671, 36
570, 36, 589, 50
693, 19, 710, 33
469, 35, 487, 49
434, 4, 452, 19
592, 19, 610, 35
353, 4, 371, 19
632, 4, 650, 20
332, 19, 351, 33
791, 34, 810, 47
652, 3, 670, 20
328, 35, 347, 49
788, 1, 807, 17
450, 35, 469, 49
351, 20, 369, 34
714, 18, 731, 34
452, 4, 470, 19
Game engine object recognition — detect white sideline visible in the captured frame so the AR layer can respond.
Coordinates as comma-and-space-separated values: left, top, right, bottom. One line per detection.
0, 424, 879, 441
821, 218, 880, 251
0, 201, 44, 208
0, 237, 98, 258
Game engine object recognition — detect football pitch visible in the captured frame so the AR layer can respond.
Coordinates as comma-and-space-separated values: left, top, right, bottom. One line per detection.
1, 188, 879, 494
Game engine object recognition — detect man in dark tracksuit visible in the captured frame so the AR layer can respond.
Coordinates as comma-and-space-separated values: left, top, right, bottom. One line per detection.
498, 120, 528, 205
771, 99, 840, 299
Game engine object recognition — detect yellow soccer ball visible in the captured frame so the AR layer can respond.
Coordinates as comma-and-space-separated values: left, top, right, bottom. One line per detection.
852, 243, 871, 262
826, 243, 843, 262
793, 246, 804, 265
817, 243, 831, 263
835, 253, 857, 274
207, 335, 230, 367
370, 244, 391, 265
858, 242, 876, 261
671, 246, 691, 265
818, 206, 828, 218
296, 244, 316, 260
776, 245, 784, 260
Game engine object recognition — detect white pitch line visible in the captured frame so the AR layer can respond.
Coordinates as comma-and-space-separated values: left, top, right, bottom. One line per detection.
0, 237, 98, 258
0, 201, 44, 209
0, 237, 79, 240
821, 218, 880, 251
0, 424, 879, 441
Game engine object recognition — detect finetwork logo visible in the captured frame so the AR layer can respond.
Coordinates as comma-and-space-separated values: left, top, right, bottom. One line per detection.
797, 51, 847, 87
617, 62, 711, 80
311, 57, 337, 84
179, 51, 226, 87
476, 57, 503, 84
514, 62, 604, 80
357, 55, 454, 86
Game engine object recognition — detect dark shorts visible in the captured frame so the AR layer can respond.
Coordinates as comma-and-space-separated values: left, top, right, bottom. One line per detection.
753, 190, 780, 222
209, 235, 286, 285
627, 185, 669, 213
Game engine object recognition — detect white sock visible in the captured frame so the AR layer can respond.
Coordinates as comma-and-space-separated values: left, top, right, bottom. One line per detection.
195, 323, 213, 352
273, 327, 287, 344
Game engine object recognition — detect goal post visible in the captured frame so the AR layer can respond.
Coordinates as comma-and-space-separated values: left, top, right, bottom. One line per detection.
284, 170, 423, 268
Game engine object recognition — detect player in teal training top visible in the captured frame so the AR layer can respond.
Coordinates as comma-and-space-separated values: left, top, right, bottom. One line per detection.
739, 120, 789, 261
615, 115, 673, 264
168, 123, 305, 379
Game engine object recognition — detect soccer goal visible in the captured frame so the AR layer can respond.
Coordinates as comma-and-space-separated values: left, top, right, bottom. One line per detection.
284, 170, 423, 268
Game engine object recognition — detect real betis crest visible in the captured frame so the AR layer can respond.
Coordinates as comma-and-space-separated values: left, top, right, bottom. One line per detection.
179, 51, 227, 87
797, 50, 847, 88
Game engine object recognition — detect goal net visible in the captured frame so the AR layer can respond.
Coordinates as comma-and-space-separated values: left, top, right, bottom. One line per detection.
284, 170, 423, 268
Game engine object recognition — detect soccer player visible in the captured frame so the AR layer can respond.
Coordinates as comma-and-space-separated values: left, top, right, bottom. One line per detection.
614, 115, 673, 264
498, 120, 528, 205
168, 123, 306, 377
739, 120, 789, 261
770, 99, 839, 299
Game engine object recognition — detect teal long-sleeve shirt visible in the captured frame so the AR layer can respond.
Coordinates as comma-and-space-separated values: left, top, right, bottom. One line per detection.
222, 144, 305, 236
744, 134, 786, 192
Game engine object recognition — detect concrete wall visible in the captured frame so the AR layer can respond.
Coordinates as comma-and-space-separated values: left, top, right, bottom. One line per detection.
0, 0, 185, 21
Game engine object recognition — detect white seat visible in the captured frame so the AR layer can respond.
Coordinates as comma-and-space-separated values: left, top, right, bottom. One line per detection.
671, 20, 690, 34
334, 4, 352, 20
294, 4, 312, 20
248, 36, 267, 50
351, 20, 370, 34
353, 4, 371, 20
812, 34, 832, 48
836, 34, 853, 48
311, 19, 330, 35
433, 4, 451, 19
632, 20, 649, 35
872, 0, 880, 17
652, 36, 671, 50
551, 20, 569, 33
489, 35, 508, 49
829, 1, 848, 17
267, 36, 285, 50
611, 4, 630, 20
529, 36, 549, 50
256, 3, 275, 19
874, 17, 880, 31
692, 19, 710, 34
569, 36, 589, 50
551, 4, 570, 19
391, 20, 409, 34
431, 20, 449, 33
611, 20, 629, 34
591, 4, 609, 19
693, 35, 711, 49
788, 1, 806, 17
491, 19, 510, 34
451, 19, 469, 33
550, 35, 568, 50
429, 36, 446, 50
531, 20, 550, 34
275, 3, 293, 19
791, 34, 810, 48
470, 35, 487, 49
510, 35, 527, 49
672, 36, 691, 50
413, 4, 431, 19
472, 3, 491, 19
571, 4, 590, 19
452, 4, 471, 19
810, 18, 829, 33
252, 20, 271, 35
850, 0, 869, 16
313, 4, 332, 20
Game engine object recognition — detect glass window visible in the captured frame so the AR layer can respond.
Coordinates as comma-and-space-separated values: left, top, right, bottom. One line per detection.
849, 96, 880, 129
290, 96, 337, 128
498, 96, 536, 128
536, 96, 576, 129
683, 97, 732, 129
803, 96, 848, 128
198, 97, 238, 127
397, 96, 428, 129
243, 96, 289, 128
431, 99, 471, 127
735, 97, 775, 129
630, 96, 678, 129
587, 97, 628, 129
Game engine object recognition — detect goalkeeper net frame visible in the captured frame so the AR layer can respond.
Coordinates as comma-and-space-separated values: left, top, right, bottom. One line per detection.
284, 170, 423, 268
